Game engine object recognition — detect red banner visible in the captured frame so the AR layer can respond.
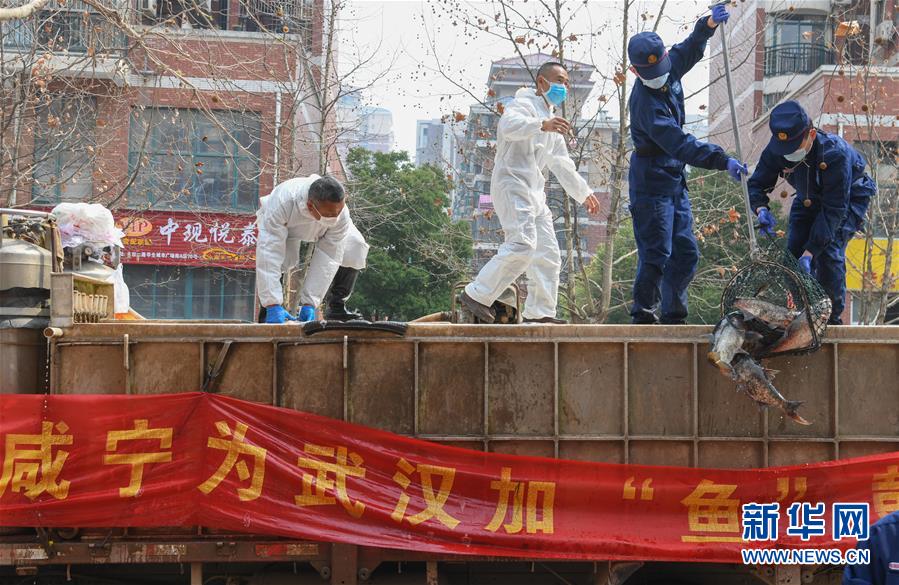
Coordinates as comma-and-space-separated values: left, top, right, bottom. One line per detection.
114, 211, 257, 269
1, 393, 895, 562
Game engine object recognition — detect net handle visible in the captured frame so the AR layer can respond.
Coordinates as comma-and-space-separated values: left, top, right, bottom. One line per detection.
715, 8, 761, 260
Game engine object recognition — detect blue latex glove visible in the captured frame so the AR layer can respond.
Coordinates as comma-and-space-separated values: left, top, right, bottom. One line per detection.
298, 305, 316, 322
726, 158, 748, 182
798, 255, 813, 274
265, 305, 297, 323
756, 207, 777, 237
711, 3, 730, 25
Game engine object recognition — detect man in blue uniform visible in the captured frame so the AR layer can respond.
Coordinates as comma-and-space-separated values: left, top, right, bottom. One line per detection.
748, 101, 875, 325
627, 4, 748, 325
843, 510, 899, 584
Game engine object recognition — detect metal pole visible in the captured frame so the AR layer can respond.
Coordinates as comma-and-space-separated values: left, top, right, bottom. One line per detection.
717, 17, 760, 258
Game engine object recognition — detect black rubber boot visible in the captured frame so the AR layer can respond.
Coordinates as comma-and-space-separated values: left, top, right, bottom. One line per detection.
325, 267, 364, 321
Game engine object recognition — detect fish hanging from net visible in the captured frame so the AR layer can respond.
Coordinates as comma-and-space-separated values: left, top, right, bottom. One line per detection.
720, 238, 832, 358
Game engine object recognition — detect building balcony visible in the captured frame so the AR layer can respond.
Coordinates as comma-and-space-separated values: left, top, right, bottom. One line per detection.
764, 42, 835, 77
2, 6, 127, 57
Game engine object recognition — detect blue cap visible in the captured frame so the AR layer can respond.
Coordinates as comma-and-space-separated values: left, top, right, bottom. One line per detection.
628, 32, 671, 80
768, 100, 812, 156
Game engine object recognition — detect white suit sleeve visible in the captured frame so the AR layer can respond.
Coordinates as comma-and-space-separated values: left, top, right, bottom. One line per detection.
497, 100, 544, 142
546, 135, 592, 204
255, 200, 290, 308
299, 217, 350, 307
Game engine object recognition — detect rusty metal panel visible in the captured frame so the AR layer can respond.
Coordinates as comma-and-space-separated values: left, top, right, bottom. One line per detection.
698, 441, 764, 469
488, 343, 554, 436
768, 442, 834, 466
418, 343, 484, 436
278, 343, 344, 419
348, 341, 414, 434
766, 346, 834, 438
432, 440, 485, 451
839, 441, 899, 459
57, 345, 125, 393
628, 343, 693, 436
1, 328, 46, 394
488, 440, 555, 458
629, 441, 693, 466
204, 342, 273, 403
558, 440, 625, 464
130, 343, 201, 394
558, 343, 624, 436
838, 344, 899, 437
698, 356, 763, 438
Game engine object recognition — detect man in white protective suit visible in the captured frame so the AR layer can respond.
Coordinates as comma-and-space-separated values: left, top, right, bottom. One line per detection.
461, 60, 600, 324
255, 175, 369, 323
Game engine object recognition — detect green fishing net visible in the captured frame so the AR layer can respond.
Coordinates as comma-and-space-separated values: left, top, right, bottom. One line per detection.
721, 239, 832, 357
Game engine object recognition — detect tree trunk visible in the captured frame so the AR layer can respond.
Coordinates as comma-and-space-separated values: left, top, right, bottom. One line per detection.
597, 0, 630, 323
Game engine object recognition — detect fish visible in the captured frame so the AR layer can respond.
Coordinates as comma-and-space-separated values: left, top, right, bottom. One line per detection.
733, 297, 801, 329
707, 313, 762, 376
768, 315, 814, 354
731, 353, 811, 425
739, 314, 787, 357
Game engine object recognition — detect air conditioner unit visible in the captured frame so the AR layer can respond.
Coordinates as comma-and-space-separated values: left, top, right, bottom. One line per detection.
138, 0, 156, 18
875, 20, 896, 43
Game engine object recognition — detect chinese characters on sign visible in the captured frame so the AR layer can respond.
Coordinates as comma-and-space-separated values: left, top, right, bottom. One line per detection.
741, 501, 869, 542
199, 421, 266, 501
115, 211, 257, 268
0, 421, 72, 500
2, 394, 897, 562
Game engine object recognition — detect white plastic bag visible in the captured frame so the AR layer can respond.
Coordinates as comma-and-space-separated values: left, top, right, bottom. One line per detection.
52, 202, 124, 249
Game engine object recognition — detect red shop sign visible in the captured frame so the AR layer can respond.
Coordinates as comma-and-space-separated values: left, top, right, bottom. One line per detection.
114, 211, 257, 269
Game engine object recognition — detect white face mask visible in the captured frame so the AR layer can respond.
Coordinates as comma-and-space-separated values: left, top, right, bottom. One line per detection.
783, 146, 808, 163
641, 72, 669, 89
311, 202, 341, 227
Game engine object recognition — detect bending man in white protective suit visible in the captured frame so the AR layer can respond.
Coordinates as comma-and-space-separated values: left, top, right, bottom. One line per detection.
461, 60, 600, 324
255, 175, 369, 323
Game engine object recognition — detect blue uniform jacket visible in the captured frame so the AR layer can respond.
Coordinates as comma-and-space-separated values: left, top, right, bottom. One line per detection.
628, 17, 730, 196
843, 511, 899, 585
747, 130, 875, 257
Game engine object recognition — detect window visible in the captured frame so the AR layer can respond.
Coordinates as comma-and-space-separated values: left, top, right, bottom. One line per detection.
239, 0, 313, 50
128, 108, 261, 212
763, 92, 787, 113
766, 14, 829, 46
764, 14, 833, 76
124, 265, 256, 320
32, 96, 97, 204
3, 4, 124, 54
855, 141, 898, 185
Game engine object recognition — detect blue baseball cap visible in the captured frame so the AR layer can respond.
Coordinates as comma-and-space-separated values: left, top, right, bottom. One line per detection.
768, 101, 812, 156
628, 32, 671, 80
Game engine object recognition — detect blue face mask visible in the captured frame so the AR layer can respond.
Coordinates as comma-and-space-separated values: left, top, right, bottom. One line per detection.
544, 82, 567, 106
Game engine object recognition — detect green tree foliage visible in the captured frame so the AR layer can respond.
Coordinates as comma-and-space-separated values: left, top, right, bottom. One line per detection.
345, 149, 472, 321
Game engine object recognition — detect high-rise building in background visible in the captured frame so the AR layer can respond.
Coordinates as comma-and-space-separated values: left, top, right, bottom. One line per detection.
707, 0, 898, 322
415, 119, 464, 209
453, 53, 618, 277
337, 90, 395, 156
416, 119, 460, 168
357, 107, 395, 153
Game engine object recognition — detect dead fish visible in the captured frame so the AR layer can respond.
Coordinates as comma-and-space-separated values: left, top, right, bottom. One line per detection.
734, 297, 800, 329
740, 314, 787, 357
731, 353, 811, 425
768, 315, 814, 354
707, 313, 758, 376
